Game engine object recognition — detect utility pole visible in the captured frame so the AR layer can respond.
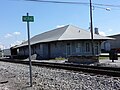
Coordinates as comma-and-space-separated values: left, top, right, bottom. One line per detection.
89, 0, 94, 56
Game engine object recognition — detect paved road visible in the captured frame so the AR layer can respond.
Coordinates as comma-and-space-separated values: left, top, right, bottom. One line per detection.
31, 57, 120, 67
99, 57, 120, 67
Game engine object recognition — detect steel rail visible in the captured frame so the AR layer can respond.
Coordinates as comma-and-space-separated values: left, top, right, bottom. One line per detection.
0, 59, 120, 77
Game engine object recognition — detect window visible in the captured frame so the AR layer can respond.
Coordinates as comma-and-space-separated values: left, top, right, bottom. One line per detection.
76, 43, 82, 53
86, 43, 90, 52
17, 48, 19, 53
66, 43, 71, 55
78, 43, 81, 48
40, 44, 43, 52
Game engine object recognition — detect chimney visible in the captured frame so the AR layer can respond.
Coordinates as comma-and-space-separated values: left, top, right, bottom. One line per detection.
94, 27, 99, 34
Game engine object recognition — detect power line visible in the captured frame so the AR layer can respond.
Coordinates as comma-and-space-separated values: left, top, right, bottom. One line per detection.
25, 0, 89, 5
93, 3, 120, 8
24, 0, 120, 8
11, 0, 120, 10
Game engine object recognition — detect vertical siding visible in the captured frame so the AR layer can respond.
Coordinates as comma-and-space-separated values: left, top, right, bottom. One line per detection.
50, 41, 92, 58
108, 35, 120, 49
25, 47, 29, 56
16, 40, 101, 59
84, 41, 92, 56
33, 43, 45, 59
49, 40, 101, 59
74, 41, 85, 56
44, 43, 49, 59
17, 46, 29, 58
50, 42, 64, 58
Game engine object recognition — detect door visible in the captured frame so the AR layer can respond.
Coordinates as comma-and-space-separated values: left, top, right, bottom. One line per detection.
95, 43, 99, 55
66, 43, 71, 57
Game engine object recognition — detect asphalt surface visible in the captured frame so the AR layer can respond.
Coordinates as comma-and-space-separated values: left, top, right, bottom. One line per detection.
99, 57, 120, 67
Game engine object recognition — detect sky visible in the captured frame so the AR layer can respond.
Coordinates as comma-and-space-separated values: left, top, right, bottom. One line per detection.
0, 0, 120, 49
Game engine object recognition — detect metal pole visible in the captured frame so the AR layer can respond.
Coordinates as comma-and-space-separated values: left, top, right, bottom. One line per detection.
89, 0, 94, 56
27, 13, 32, 87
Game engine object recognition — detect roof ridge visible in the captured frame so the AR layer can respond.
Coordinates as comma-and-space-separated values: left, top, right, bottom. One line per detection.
30, 25, 69, 40
58, 25, 89, 40
58, 25, 71, 40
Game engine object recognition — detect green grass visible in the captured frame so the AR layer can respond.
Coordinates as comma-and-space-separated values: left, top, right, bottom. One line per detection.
99, 56, 109, 60
54, 57, 66, 60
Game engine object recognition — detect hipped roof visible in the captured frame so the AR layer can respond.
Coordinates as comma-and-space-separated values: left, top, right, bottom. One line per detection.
13, 25, 113, 48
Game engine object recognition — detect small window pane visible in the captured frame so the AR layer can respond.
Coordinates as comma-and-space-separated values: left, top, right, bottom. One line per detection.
86, 43, 90, 52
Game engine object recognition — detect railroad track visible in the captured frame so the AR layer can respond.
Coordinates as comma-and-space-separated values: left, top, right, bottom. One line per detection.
0, 58, 120, 77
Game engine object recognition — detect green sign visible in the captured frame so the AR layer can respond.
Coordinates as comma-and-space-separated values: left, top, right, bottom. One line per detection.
22, 16, 34, 22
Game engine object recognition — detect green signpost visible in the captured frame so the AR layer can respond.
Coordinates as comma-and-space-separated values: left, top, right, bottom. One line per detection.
22, 16, 34, 22
22, 13, 34, 87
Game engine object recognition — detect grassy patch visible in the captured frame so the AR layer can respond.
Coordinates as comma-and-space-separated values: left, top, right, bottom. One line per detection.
55, 57, 66, 60
99, 56, 109, 60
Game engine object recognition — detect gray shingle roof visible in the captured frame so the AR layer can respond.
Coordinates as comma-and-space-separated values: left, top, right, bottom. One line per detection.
13, 25, 113, 48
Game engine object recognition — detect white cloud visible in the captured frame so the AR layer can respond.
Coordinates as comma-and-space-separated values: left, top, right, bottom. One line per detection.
10, 44, 15, 47
4, 32, 21, 38
99, 31, 106, 36
4, 33, 13, 38
108, 29, 112, 32
16, 40, 22, 44
56, 25, 66, 28
13, 32, 21, 35
10, 40, 22, 47
0, 44, 4, 49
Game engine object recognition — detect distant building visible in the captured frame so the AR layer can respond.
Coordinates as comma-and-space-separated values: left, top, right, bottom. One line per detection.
0, 48, 2, 57
101, 34, 120, 52
3, 49, 11, 57
0, 49, 11, 58
11, 25, 112, 59
101, 41, 111, 52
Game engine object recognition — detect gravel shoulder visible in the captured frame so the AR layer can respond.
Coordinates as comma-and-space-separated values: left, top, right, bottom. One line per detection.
0, 61, 120, 90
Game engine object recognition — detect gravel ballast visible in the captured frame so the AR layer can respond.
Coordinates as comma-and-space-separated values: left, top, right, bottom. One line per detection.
0, 61, 120, 90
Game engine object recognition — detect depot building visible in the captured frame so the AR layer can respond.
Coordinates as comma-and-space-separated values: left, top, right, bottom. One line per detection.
11, 25, 112, 60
